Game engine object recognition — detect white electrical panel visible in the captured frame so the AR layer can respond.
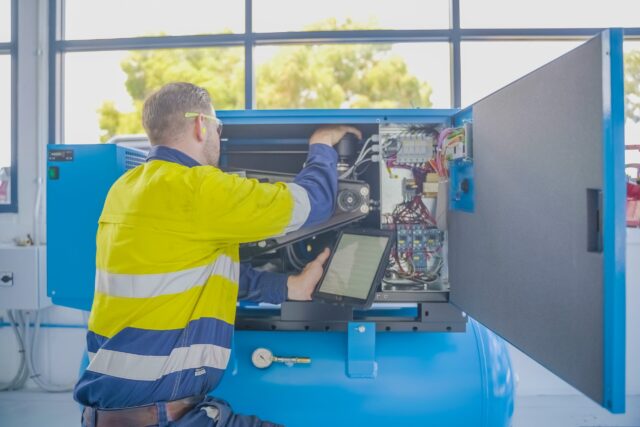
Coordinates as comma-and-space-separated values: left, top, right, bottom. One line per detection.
0, 245, 49, 309
376, 122, 471, 297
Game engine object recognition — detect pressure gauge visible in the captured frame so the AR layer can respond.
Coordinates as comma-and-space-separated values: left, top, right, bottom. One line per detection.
251, 348, 273, 369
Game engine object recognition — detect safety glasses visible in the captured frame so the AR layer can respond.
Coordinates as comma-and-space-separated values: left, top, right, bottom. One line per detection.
184, 112, 223, 137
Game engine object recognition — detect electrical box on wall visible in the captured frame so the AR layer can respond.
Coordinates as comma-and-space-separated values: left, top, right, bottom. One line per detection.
0, 245, 49, 310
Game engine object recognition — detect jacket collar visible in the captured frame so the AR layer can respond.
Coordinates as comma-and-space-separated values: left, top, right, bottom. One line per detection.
145, 145, 201, 168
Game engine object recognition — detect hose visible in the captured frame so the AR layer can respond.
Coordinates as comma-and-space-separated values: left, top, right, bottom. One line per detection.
0, 310, 29, 391
19, 310, 76, 392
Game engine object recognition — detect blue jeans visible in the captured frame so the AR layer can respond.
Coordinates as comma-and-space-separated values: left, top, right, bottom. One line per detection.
82, 397, 284, 427
173, 397, 283, 427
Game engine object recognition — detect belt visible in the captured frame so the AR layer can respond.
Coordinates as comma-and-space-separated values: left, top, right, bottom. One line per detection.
82, 395, 203, 427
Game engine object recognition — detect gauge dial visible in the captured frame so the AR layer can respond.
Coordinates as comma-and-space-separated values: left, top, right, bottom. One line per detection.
251, 348, 273, 369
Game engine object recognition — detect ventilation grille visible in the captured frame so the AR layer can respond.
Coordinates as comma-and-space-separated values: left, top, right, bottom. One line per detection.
124, 150, 146, 170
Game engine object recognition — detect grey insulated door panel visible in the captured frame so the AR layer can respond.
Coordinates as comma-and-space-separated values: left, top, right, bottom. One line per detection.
449, 34, 613, 406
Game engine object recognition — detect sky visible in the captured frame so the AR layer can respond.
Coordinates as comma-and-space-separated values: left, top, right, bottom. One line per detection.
1, 0, 640, 169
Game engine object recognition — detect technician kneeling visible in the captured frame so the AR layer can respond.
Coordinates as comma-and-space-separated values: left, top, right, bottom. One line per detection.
74, 82, 361, 427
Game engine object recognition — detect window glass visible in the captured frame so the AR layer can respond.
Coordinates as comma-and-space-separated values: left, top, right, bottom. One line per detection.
63, 47, 244, 145
461, 41, 581, 106
253, 0, 449, 32
0, 0, 10, 42
64, 0, 244, 39
625, 41, 640, 167
0, 55, 11, 204
255, 42, 450, 109
460, 0, 640, 29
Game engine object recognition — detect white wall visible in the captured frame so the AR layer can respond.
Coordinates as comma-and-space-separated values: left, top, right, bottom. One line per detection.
0, 307, 85, 389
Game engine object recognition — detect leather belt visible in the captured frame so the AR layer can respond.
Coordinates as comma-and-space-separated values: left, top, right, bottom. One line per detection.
83, 396, 203, 427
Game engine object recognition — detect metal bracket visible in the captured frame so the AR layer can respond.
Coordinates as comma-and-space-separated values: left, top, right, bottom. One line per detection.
346, 322, 377, 378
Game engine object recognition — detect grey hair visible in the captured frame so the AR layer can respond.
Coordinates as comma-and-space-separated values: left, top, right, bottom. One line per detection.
142, 82, 212, 146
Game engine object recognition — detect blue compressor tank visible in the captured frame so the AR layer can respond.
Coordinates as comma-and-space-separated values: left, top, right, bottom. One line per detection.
214, 319, 514, 427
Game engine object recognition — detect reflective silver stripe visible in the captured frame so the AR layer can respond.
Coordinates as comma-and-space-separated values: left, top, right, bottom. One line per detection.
284, 183, 311, 233
86, 344, 231, 381
95, 255, 239, 298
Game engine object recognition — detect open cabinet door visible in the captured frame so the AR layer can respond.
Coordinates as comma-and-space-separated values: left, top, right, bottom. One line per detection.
448, 30, 626, 412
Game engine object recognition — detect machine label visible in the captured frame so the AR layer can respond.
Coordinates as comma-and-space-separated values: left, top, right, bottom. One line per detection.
48, 150, 74, 162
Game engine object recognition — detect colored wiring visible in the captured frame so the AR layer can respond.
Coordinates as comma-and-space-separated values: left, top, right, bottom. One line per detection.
379, 125, 463, 283
434, 127, 465, 178
339, 136, 377, 179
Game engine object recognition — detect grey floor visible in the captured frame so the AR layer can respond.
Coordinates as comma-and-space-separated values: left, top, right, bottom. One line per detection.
0, 391, 638, 426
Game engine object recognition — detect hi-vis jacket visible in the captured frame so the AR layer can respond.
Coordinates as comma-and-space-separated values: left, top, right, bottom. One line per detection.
74, 144, 337, 409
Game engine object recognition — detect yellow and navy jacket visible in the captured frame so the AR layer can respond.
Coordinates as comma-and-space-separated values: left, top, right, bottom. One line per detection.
74, 144, 337, 409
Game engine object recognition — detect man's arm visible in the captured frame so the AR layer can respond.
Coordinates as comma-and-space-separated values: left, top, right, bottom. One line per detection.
291, 126, 363, 228
238, 263, 288, 304
238, 249, 331, 304
195, 126, 362, 243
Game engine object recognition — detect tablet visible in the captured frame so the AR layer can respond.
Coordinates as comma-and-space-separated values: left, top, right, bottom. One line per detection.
312, 229, 395, 308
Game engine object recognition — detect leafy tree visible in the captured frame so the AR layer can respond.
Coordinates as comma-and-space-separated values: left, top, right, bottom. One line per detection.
625, 49, 640, 123
98, 19, 433, 141
256, 18, 432, 110
98, 46, 244, 141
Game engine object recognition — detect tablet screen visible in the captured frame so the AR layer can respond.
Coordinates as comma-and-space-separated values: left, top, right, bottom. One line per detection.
318, 233, 390, 300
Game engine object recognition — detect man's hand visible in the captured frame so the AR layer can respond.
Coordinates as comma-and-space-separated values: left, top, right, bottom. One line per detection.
309, 125, 362, 147
287, 248, 331, 301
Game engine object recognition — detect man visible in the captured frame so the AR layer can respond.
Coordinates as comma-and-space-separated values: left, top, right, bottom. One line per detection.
74, 82, 362, 426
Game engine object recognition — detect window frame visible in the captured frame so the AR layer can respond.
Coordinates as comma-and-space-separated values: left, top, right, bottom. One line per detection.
0, 0, 18, 212
48, 0, 640, 146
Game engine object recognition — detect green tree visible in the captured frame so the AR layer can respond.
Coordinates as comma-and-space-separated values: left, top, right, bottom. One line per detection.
256, 18, 432, 109
98, 19, 433, 141
98, 46, 244, 141
625, 50, 640, 123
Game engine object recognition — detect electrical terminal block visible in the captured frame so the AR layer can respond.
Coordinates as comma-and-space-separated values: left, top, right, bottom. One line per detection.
447, 122, 473, 161
396, 224, 412, 253
396, 135, 435, 165
448, 140, 466, 160
425, 228, 445, 251
411, 224, 426, 250
412, 252, 428, 272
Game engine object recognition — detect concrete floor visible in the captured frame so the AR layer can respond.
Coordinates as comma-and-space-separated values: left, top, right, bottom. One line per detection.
0, 391, 639, 426
512, 395, 640, 427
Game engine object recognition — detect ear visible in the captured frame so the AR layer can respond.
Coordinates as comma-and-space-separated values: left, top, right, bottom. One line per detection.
194, 115, 206, 142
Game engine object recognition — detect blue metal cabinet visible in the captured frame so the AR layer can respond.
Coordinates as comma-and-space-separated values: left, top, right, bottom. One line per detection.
47, 144, 145, 310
